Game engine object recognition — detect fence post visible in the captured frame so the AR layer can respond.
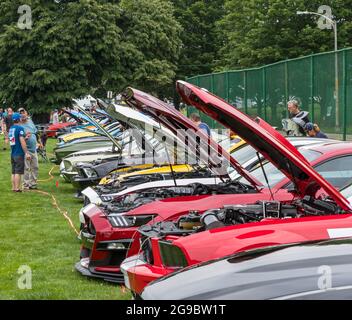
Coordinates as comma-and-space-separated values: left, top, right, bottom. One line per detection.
285, 61, 289, 117
343, 50, 347, 141
244, 71, 248, 114
310, 56, 315, 122
262, 67, 267, 121
225, 72, 229, 102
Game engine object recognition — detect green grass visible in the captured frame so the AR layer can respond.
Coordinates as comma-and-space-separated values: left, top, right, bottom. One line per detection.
0, 138, 130, 300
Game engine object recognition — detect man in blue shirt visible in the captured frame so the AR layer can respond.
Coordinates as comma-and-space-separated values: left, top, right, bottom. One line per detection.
8, 113, 31, 192
19, 108, 40, 189
190, 113, 212, 137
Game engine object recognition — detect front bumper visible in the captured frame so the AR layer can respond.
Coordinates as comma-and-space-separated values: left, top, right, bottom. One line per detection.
60, 170, 79, 183
75, 258, 124, 283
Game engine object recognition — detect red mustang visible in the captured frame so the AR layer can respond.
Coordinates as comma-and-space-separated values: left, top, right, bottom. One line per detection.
76, 85, 352, 284
121, 80, 352, 296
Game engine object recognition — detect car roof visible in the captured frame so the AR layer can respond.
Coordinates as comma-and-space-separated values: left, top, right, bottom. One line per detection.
300, 141, 352, 154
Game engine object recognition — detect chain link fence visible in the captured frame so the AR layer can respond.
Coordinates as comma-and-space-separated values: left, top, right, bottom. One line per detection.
185, 48, 352, 140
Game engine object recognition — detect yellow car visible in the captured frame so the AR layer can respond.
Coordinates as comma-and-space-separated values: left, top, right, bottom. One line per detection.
228, 135, 246, 153
100, 164, 195, 185
99, 136, 245, 185
59, 130, 98, 143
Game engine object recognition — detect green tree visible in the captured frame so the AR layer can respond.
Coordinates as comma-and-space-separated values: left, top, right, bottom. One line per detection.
172, 0, 225, 78
0, 0, 181, 112
117, 0, 182, 95
217, 0, 352, 69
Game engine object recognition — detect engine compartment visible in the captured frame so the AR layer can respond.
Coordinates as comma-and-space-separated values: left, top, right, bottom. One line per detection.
100, 180, 257, 215
94, 167, 213, 195
138, 196, 343, 238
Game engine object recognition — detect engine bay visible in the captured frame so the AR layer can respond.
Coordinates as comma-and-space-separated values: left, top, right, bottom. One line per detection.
101, 180, 257, 215
138, 196, 343, 238
94, 167, 213, 195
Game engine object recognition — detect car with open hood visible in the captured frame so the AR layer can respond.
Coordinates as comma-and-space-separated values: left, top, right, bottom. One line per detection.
84, 136, 338, 205
119, 80, 352, 296
72, 134, 246, 194
68, 102, 219, 191
75, 86, 352, 284
59, 104, 176, 183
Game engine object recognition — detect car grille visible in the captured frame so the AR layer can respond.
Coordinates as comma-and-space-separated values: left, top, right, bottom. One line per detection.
109, 251, 128, 267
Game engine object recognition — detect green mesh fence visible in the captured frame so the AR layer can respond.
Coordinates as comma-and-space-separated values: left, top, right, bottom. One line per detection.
187, 48, 352, 140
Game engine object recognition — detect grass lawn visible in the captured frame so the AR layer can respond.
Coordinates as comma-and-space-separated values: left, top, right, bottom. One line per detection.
0, 137, 130, 299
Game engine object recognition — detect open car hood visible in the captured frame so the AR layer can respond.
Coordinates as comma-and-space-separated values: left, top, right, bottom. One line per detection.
74, 104, 122, 153
176, 80, 351, 211
122, 87, 263, 189
106, 104, 174, 138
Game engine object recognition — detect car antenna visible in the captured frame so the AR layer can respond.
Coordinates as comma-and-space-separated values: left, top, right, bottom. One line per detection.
256, 152, 274, 200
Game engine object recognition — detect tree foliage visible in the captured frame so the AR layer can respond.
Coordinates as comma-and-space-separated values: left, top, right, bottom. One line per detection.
217, 0, 352, 69
0, 0, 181, 112
172, 0, 225, 78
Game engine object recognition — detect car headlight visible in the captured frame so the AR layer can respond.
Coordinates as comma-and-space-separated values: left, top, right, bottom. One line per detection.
63, 160, 72, 171
159, 240, 188, 268
83, 168, 98, 178
108, 214, 156, 228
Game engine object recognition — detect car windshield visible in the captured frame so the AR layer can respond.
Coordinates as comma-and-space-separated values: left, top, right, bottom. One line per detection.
236, 149, 322, 188
230, 144, 256, 165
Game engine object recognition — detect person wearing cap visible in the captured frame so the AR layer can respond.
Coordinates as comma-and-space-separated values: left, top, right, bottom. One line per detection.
19, 108, 40, 189
304, 122, 328, 139
287, 100, 310, 136
8, 113, 31, 192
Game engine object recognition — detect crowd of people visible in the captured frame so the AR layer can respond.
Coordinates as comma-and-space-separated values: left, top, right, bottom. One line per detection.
1, 107, 41, 192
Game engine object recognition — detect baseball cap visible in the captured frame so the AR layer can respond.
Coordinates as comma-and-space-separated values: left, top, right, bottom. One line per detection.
12, 112, 21, 121
304, 122, 314, 131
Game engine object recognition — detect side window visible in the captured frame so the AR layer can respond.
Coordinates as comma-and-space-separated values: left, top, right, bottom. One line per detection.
314, 155, 352, 189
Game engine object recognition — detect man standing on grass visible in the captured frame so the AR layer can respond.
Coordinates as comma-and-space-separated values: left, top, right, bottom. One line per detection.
9, 113, 31, 192
19, 108, 40, 189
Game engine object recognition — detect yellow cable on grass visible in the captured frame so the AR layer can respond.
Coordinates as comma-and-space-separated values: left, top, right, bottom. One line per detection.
31, 165, 79, 236
38, 165, 56, 182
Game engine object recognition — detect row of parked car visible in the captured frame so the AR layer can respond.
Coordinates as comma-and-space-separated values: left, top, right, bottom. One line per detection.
52, 81, 352, 300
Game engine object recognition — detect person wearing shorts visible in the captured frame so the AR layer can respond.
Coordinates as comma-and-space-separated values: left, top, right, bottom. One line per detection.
8, 113, 31, 192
